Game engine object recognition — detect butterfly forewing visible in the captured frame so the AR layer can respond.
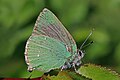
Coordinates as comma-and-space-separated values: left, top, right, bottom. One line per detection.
33, 8, 77, 53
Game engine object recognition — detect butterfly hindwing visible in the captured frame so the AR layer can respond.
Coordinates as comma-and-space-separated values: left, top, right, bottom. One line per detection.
25, 35, 71, 72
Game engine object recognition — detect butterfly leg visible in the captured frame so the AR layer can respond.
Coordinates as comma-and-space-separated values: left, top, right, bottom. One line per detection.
61, 62, 71, 71
61, 65, 67, 71
72, 63, 77, 72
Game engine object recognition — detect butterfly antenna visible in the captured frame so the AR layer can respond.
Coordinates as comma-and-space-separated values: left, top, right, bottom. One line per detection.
82, 41, 94, 49
80, 29, 94, 50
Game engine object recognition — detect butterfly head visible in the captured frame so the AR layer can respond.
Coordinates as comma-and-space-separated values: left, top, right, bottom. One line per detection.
77, 49, 84, 59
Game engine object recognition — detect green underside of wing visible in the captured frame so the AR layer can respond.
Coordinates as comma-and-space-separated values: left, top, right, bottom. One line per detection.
33, 9, 77, 54
27, 35, 72, 72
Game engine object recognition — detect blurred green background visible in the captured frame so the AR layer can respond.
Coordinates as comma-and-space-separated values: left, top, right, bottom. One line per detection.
0, 0, 120, 78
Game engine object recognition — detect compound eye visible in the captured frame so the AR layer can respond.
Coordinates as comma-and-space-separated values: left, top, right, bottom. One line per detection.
78, 50, 82, 56
78, 50, 84, 58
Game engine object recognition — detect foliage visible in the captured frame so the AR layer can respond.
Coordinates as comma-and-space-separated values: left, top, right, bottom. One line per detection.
78, 64, 120, 80
0, 0, 120, 79
29, 64, 120, 80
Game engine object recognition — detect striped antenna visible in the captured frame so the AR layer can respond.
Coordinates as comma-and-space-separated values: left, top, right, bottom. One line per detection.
80, 29, 94, 50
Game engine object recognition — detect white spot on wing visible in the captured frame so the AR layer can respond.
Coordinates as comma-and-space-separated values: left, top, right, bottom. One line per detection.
35, 23, 37, 27
37, 54, 40, 57
44, 37, 47, 40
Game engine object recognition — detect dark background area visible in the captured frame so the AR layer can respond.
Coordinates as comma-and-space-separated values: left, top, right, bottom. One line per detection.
0, 0, 120, 78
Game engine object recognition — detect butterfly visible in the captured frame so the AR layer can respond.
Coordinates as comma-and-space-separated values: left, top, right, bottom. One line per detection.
24, 8, 86, 73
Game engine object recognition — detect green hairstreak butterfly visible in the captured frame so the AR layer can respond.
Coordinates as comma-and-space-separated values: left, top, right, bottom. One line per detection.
24, 8, 85, 73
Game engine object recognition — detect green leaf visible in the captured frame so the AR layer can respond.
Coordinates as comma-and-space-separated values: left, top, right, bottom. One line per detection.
45, 71, 73, 80
78, 64, 120, 80
41, 70, 90, 80
29, 70, 44, 78
68, 71, 90, 80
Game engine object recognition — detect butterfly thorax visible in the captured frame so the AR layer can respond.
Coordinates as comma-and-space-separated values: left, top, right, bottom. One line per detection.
61, 45, 84, 71
71, 49, 84, 65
